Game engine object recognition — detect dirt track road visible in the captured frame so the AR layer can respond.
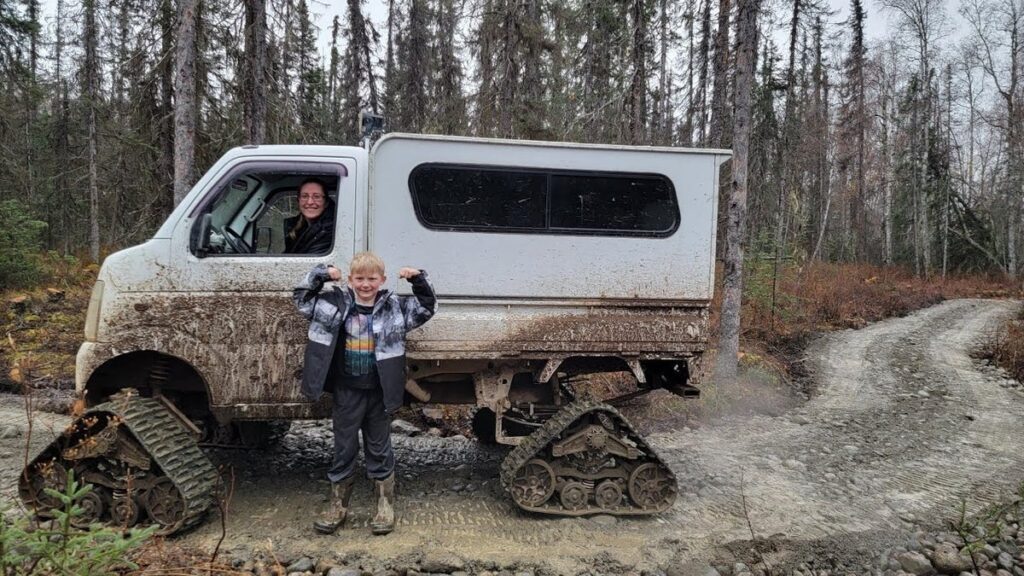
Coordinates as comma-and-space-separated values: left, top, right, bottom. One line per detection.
3, 299, 1023, 574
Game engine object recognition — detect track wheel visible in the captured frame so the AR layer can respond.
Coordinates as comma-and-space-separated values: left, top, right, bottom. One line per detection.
71, 487, 108, 527
110, 494, 141, 527
509, 458, 556, 508
143, 477, 186, 529
21, 461, 68, 511
594, 480, 623, 510
559, 481, 590, 511
628, 462, 677, 511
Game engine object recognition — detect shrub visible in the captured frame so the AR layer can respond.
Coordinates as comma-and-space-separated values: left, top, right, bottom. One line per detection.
0, 471, 155, 575
988, 309, 1024, 383
0, 200, 47, 289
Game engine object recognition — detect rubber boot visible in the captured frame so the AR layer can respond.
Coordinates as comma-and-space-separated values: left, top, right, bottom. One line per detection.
313, 476, 355, 535
370, 474, 396, 535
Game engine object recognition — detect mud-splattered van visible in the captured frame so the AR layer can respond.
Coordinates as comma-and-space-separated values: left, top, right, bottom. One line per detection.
22, 134, 728, 531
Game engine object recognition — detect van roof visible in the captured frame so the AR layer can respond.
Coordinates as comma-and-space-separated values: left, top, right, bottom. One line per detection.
375, 133, 733, 157
225, 137, 732, 159
222, 144, 368, 160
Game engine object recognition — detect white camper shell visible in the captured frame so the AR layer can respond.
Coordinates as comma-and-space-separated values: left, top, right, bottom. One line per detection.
77, 134, 729, 444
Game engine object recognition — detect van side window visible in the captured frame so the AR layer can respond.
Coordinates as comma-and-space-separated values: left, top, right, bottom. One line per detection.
549, 173, 677, 233
409, 164, 679, 237
190, 163, 344, 257
411, 166, 546, 230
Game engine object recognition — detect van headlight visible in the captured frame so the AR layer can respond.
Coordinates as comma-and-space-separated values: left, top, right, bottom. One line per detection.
85, 280, 104, 341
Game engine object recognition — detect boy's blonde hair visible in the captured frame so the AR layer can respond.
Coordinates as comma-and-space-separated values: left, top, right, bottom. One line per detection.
349, 251, 386, 276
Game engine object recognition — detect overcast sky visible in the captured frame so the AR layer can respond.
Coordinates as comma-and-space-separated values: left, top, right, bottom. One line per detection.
37, 0, 966, 82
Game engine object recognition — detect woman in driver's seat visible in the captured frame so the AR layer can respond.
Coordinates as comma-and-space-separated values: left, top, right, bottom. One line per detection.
284, 178, 336, 254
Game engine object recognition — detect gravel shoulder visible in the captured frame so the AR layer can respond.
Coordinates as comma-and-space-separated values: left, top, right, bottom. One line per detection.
1, 298, 1022, 574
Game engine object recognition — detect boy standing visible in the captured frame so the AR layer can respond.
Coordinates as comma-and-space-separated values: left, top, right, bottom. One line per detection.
293, 252, 436, 535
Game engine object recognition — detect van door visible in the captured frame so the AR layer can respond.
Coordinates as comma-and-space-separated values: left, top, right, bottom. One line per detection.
167, 155, 359, 407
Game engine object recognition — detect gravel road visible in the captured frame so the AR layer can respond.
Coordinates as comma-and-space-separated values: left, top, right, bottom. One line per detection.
2, 299, 1023, 574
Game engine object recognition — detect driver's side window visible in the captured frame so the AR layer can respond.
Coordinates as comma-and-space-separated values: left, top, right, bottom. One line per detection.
190, 162, 344, 257
254, 193, 300, 254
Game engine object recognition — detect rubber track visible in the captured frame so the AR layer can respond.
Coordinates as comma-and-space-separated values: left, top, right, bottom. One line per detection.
22, 395, 218, 534
499, 399, 677, 516
86, 395, 218, 534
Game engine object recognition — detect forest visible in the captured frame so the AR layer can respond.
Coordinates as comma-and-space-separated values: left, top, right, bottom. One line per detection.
0, 0, 1021, 282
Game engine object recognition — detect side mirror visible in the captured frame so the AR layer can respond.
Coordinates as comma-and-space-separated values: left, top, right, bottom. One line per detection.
191, 213, 213, 257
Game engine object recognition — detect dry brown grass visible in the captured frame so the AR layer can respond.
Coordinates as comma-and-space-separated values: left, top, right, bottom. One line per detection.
1, 254, 97, 403
713, 261, 1023, 362
987, 308, 1024, 383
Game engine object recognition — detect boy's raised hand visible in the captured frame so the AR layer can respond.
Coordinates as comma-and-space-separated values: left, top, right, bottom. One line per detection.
398, 267, 421, 280
326, 265, 343, 282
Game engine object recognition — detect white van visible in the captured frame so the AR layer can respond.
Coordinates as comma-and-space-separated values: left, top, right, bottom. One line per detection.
26, 134, 728, 529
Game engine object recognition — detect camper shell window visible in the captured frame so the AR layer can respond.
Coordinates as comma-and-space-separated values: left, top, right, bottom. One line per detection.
409, 164, 680, 237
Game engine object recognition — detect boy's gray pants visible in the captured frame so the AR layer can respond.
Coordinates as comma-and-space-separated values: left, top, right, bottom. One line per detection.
327, 385, 395, 483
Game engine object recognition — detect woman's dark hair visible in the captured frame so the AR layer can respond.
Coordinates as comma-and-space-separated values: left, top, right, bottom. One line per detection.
297, 177, 327, 194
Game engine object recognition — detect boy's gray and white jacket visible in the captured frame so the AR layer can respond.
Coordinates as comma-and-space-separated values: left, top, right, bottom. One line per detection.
293, 264, 437, 413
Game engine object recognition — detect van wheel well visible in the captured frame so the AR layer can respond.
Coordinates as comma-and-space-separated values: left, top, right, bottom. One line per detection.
84, 351, 211, 419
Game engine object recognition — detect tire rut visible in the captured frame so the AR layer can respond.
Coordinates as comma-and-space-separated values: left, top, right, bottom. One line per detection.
653, 298, 1024, 543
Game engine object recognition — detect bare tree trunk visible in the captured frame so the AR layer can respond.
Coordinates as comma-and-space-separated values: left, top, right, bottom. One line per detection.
717, 0, 760, 383
708, 0, 732, 147
881, 81, 893, 265
627, 0, 649, 144
174, 0, 198, 207
25, 0, 39, 210
813, 61, 833, 261
328, 16, 340, 114
244, 0, 267, 145
850, 0, 867, 260
384, 0, 397, 118
657, 0, 670, 143
696, 0, 711, 144
54, 0, 70, 254
811, 183, 833, 262
942, 64, 952, 278
920, 74, 932, 276
113, 0, 129, 108
58, 81, 70, 254
1010, 189, 1019, 277
1012, 205, 1021, 281
683, 0, 696, 145
280, 0, 294, 122
159, 0, 175, 215
1007, 0, 1021, 277
84, 0, 100, 262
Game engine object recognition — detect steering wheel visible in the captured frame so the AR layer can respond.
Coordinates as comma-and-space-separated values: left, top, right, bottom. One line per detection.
216, 225, 252, 254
